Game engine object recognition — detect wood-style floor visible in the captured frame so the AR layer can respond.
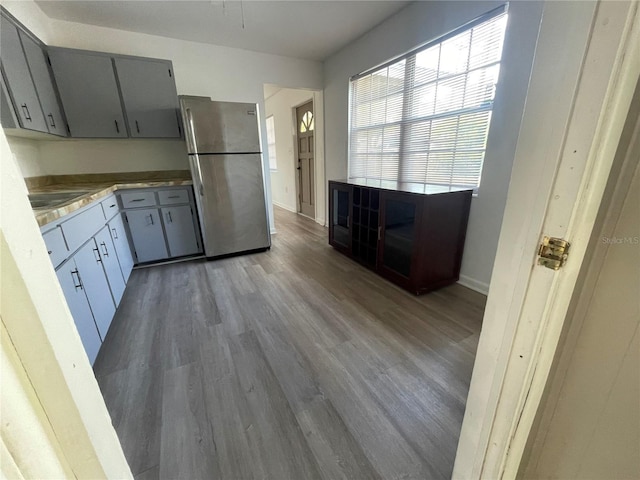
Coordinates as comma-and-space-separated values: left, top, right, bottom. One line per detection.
94, 206, 486, 480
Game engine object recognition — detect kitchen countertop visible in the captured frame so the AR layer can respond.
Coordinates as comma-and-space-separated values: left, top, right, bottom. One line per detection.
29, 171, 193, 227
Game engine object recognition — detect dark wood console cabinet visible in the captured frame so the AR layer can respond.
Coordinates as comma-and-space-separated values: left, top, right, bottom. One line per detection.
328, 180, 473, 295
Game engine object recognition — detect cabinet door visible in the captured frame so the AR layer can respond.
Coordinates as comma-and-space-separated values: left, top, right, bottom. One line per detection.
19, 31, 66, 137
74, 239, 116, 340
1, 75, 18, 128
328, 182, 352, 255
108, 213, 134, 282
125, 209, 168, 263
95, 227, 126, 305
0, 15, 47, 132
56, 260, 102, 364
162, 205, 200, 257
48, 48, 127, 138
114, 57, 180, 138
378, 192, 421, 287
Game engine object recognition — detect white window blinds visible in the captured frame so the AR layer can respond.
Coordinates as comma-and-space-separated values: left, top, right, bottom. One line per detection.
349, 7, 508, 191
266, 115, 277, 170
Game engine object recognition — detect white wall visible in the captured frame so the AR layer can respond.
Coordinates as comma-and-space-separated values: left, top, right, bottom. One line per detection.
2, 0, 323, 232
38, 139, 188, 175
1, 126, 132, 478
265, 88, 314, 213
323, 1, 544, 292
5, 137, 44, 177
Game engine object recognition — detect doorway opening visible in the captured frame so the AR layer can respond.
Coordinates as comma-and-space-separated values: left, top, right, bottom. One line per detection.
263, 85, 325, 230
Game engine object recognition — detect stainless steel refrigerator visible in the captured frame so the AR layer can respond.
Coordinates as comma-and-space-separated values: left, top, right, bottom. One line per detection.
179, 96, 270, 258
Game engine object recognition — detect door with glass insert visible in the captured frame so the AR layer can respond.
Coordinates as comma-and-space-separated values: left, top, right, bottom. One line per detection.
328, 182, 351, 254
378, 191, 421, 288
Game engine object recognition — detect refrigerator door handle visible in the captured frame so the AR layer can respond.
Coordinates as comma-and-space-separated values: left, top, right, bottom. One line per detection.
190, 155, 205, 197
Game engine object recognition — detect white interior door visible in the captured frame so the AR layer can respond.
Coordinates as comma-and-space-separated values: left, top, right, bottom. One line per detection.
453, 2, 640, 478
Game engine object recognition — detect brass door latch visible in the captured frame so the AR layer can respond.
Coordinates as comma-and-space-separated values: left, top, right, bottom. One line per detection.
538, 236, 570, 270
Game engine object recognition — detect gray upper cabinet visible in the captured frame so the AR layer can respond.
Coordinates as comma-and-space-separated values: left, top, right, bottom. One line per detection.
19, 31, 66, 136
48, 48, 127, 138
115, 57, 181, 138
0, 14, 47, 133
1, 76, 18, 128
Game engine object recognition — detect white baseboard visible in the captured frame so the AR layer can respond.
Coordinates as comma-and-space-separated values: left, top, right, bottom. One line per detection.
270, 228, 277, 235
457, 275, 490, 296
315, 217, 326, 227
272, 201, 297, 213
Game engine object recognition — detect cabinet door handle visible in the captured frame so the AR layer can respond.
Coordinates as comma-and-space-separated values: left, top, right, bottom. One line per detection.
135, 120, 140, 134
21, 104, 32, 121
71, 269, 83, 290
168, 195, 180, 199
167, 211, 173, 223
100, 241, 109, 257
147, 214, 154, 225
130, 198, 145, 203
111, 227, 118, 239
109, 203, 116, 208
114, 120, 120, 133
47, 113, 56, 127
378, 226, 382, 241
93, 247, 102, 263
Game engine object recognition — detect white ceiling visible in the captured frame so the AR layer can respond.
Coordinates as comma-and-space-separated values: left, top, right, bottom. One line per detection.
35, 0, 410, 61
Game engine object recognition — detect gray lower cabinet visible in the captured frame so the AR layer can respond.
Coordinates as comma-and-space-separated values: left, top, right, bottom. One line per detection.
0, 14, 47, 132
73, 239, 117, 339
162, 205, 200, 257
119, 187, 202, 264
48, 48, 127, 138
18, 30, 66, 136
43, 194, 135, 364
95, 226, 126, 305
108, 214, 134, 282
114, 57, 181, 138
125, 208, 169, 263
56, 260, 102, 364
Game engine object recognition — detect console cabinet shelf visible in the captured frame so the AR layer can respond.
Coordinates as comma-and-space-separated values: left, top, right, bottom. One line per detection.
328, 180, 472, 295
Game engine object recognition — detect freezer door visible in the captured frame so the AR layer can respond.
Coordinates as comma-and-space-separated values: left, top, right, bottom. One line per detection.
191, 153, 270, 257
180, 96, 261, 154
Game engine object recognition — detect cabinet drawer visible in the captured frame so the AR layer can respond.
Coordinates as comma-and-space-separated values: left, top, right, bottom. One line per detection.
158, 189, 189, 205
60, 203, 106, 253
101, 194, 119, 220
42, 227, 68, 268
119, 190, 157, 208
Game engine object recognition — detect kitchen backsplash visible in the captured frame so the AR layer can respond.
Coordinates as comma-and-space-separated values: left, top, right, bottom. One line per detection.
8, 136, 189, 178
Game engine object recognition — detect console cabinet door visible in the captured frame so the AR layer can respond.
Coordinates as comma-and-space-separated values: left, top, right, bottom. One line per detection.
162, 205, 200, 257
95, 226, 126, 305
114, 57, 181, 138
125, 209, 169, 263
48, 48, 127, 138
56, 259, 102, 364
0, 15, 47, 132
73, 239, 116, 339
108, 213, 134, 282
328, 182, 352, 255
378, 191, 421, 289
19, 31, 66, 136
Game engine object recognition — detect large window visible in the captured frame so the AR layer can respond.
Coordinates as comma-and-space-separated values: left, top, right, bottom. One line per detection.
266, 115, 277, 170
349, 7, 508, 191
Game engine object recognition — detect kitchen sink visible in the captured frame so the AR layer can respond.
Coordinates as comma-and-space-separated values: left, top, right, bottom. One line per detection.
28, 190, 92, 209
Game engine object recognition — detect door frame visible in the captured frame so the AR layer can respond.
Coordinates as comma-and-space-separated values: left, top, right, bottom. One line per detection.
453, 1, 640, 478
292, 98, 315, 219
